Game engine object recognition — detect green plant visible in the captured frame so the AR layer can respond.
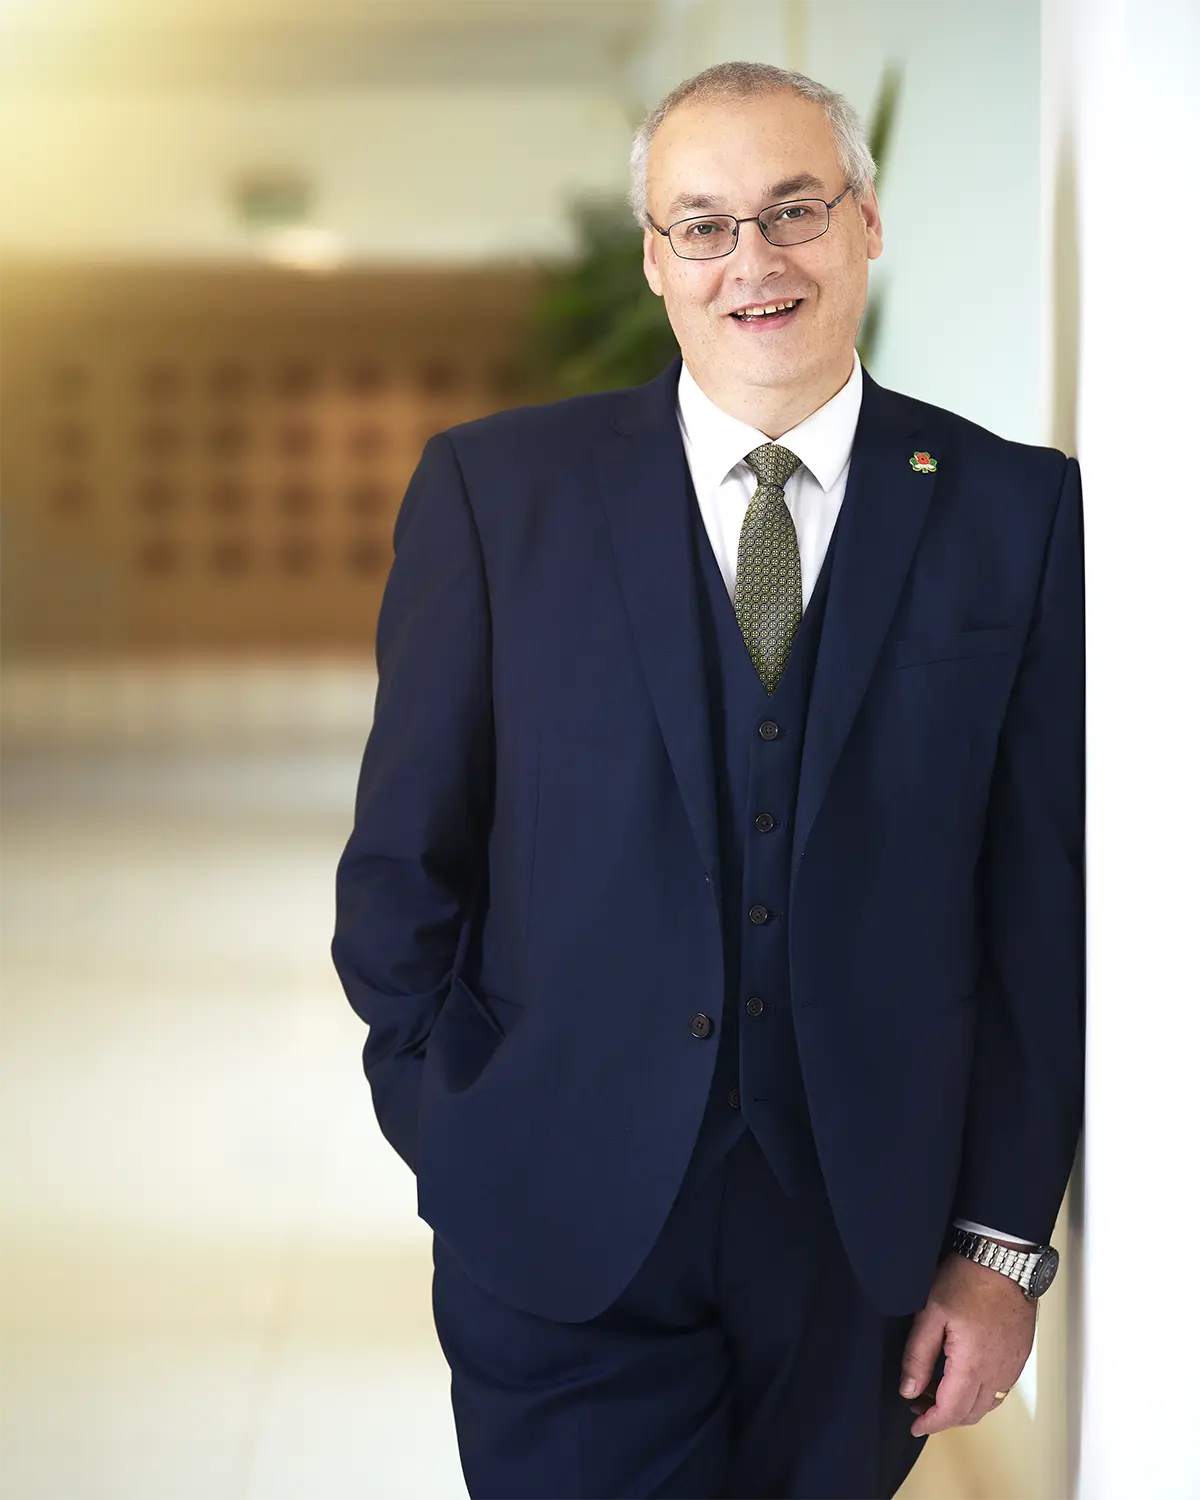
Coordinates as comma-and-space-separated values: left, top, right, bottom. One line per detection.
518, 199, 677, 397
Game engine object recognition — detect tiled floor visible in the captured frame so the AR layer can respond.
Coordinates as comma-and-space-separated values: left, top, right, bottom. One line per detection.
1, 691, 466, 1500
0, 667, 964, 1500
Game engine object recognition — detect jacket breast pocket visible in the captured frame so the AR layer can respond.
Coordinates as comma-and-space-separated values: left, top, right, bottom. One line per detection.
886, 624, 1025, 671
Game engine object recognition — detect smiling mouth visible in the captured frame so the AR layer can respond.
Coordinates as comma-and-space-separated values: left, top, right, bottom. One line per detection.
730, 299, 801, 321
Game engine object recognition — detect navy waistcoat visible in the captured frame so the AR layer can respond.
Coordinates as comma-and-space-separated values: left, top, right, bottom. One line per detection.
685, 479, 844, 1193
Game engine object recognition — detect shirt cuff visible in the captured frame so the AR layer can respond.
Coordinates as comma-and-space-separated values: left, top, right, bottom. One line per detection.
953, 1217, 1038, 1247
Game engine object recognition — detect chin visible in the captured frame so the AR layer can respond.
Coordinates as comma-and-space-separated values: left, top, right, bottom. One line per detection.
734, 347, 814, 389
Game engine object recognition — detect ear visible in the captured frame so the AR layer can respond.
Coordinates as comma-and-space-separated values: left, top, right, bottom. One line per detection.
642, 227, 665, 297
859, 186, 883, 261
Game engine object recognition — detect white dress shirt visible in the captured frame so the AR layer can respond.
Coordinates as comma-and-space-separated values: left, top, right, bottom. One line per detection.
674, 354, 1034, 1252
677, 352, 861, 609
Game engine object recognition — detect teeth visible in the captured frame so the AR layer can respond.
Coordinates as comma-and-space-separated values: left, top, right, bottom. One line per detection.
737, 300, 797, 318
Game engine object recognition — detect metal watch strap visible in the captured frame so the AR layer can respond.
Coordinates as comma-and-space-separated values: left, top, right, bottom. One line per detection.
951, 1228, 1041, 1296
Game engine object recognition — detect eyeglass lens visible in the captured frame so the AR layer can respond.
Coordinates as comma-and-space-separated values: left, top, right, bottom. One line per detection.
669, 200, 830, 260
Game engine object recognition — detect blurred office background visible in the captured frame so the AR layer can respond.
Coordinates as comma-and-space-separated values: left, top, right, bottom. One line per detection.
1, 1, 1195, 1497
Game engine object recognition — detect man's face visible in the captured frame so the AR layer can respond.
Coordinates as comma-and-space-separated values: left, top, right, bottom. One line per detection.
642, 90, 883, 402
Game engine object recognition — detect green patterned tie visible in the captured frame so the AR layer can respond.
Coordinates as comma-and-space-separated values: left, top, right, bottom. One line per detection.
735, 442, 804, 694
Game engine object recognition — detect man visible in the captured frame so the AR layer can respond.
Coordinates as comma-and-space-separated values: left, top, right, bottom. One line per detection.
333, 61, 1084, 1500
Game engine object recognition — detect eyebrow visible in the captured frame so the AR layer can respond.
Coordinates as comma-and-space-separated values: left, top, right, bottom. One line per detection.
665, 172, 828, 220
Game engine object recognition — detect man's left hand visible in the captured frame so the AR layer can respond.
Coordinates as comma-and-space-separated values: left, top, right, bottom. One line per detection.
898, 1251, 1036, 1437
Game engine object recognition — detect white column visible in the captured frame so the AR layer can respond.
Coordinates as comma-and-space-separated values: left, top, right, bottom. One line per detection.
1043, 2, 1200, 1496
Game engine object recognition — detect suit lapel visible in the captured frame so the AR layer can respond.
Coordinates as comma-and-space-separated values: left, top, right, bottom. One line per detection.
790, 370, 941, 874
596, 359, 721, 886
594, 361, 941, 893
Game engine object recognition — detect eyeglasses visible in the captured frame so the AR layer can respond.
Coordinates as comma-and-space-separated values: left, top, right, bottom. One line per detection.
649, 185, 853, 261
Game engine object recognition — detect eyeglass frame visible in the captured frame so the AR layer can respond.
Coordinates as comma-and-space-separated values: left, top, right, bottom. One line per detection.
647, 184, 854, 260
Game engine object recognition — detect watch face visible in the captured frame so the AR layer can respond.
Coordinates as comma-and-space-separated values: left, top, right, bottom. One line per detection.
1030, 1247, 1060, 1298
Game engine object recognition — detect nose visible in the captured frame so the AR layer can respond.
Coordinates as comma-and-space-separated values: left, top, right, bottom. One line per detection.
727, 219, 789, 282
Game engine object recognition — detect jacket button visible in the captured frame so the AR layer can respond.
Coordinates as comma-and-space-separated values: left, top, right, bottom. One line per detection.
690, 1013, 712, 1039
748, 904, 769, 925
726, 1088, 741, 1108
746, 996, 764, 1017
754, 812, 775, 832
758, 720, 780, 740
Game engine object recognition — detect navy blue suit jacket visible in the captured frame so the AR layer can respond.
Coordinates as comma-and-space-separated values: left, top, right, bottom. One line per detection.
332, 358, 1085, 1323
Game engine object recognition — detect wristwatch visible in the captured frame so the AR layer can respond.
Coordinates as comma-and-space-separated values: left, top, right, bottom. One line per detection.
950, 1228, 1060, 1300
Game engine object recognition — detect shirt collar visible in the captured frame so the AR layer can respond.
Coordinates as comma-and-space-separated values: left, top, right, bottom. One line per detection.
676, 349, 863, 496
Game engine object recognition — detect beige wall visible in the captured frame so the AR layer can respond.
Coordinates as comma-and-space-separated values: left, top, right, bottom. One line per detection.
0, 87, 635, 267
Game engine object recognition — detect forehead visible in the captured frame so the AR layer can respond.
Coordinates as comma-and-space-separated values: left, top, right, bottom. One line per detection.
646, 90, 840, 216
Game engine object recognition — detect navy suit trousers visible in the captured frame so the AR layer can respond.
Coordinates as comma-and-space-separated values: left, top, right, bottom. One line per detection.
430, 1118, 929, 1499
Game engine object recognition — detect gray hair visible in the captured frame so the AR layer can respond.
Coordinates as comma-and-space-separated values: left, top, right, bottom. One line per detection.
628, 61, 876, 228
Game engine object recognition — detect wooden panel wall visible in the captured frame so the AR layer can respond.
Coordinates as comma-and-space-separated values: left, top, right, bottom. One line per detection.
0, 262, 540, 658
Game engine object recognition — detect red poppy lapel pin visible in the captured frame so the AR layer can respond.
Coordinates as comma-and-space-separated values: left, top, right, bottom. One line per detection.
909, 451, 937, 473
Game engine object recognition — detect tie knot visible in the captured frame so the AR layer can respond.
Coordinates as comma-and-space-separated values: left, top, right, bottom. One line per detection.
744, 442, 801, 490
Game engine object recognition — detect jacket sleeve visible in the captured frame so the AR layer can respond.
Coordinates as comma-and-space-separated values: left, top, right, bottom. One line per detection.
331, 433, 493, 1172
952, 455, 1085, 1243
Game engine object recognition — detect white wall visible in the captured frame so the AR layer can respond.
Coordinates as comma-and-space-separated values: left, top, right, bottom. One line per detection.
1043, 0, 1200, 1495
804, 0, 1042, 444
627, 0, 797, 102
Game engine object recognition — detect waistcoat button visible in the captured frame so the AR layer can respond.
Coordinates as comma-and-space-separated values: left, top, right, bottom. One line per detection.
748, 905, 769, 925
726, 1088, 741, 1109
689, 1013, 712, 1039
754, 812, 775, 832
745, 997, 764, 1017
758, 720, 780, 740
